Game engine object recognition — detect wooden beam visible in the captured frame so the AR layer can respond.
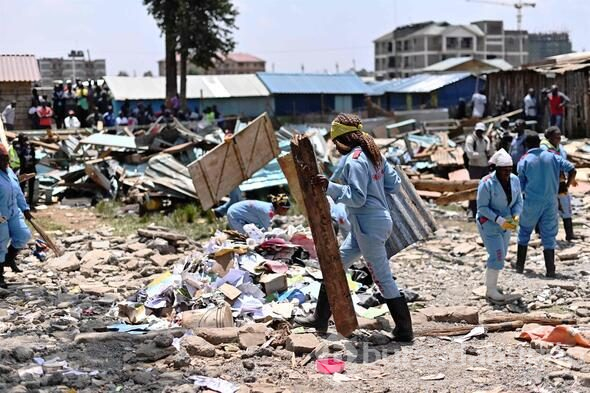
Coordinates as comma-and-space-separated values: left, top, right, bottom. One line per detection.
481, 108, 523, 124
277, 153, 307, 218
411, 179, 480, 193
479, 313, 577, 326
435, 188, 478, 205
290, 135, 358, 337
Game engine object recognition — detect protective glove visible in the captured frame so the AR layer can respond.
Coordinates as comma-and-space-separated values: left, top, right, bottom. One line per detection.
496, 216, 516, 231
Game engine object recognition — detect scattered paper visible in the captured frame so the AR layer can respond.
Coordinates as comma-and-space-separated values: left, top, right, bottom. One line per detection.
454, 326, 487, 343
420, 373, 445, 381
189, 375, 239, 393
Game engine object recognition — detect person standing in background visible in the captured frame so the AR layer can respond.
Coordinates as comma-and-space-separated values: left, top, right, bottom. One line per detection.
1, 101, 16, 130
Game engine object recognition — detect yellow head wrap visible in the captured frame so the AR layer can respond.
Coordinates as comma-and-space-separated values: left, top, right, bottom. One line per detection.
330, 121, 363, 140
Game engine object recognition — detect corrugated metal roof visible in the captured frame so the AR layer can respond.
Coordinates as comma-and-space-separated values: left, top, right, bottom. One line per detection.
484, 58, 513, 71
0, 54, 41, 82
103, 74, 270, 100
257, 72, 369, 94
422, 57, 513, 72
385, 166, 437, 258
368, 72, 472, 95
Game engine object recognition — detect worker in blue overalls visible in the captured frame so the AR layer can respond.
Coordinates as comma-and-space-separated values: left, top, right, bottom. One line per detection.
213, 187, 243, 218
476, 149, 522, 303
516, 131, 576, 277
294, 113, 412, 342
0, 144, 33, 288
226, 194, 290, 234
540, 126, 576, 242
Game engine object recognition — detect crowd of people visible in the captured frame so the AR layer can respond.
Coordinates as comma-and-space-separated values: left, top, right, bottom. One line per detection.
464, 84, 571, 131
1, 81, 226, 132
466, 117, 577, 303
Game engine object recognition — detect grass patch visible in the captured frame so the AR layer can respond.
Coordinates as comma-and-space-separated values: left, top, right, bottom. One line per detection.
31, 215, 67, 232
96, 200, 223, 240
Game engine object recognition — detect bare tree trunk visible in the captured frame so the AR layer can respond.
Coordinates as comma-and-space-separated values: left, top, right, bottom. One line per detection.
165, 27, 177, 104
180, 49, 188, 112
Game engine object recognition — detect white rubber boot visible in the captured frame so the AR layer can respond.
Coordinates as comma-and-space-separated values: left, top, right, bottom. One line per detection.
485, 268, 505, 302
485, 268, 521, 304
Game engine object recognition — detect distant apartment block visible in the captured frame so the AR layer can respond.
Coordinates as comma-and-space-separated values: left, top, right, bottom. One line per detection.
38, 57, 106, 86
374, 20, 528, 79
158, 53, 266, 76
528, 32, 572, 62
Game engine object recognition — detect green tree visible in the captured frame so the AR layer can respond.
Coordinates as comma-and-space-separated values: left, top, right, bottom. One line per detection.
144, 0, 238, 110
144, 0, 179, 101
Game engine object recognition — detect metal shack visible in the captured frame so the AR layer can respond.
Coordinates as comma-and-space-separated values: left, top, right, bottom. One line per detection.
0, 54, 41, 130
368, 72, 479, 112
103, 74, 273, 118
256, 73, 368, 117
487, 52, 590, 137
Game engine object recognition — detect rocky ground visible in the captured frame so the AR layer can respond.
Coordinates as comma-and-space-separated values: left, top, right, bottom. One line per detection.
1, 195, 590, 393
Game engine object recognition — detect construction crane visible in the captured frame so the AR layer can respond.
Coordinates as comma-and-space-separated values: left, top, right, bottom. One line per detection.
466, 0, 536, 32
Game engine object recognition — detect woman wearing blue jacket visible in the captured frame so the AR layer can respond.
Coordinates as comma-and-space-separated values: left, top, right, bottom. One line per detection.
0, 144, 33, 288
295, 113, 412, 342
476, 149, 522, 303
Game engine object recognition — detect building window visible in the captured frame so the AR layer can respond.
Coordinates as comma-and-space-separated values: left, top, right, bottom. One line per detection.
388, 56, 395, 68
460, 37, 473, 49
486, 54, 497, 59
396, 40, 402, 51
403, 57, 409, 68
446, 37, 458, 49
403, 40, 410, 51
387, 42, 393, 53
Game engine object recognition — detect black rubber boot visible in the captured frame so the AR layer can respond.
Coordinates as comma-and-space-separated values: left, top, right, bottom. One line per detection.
544, 249, 556, 278
515, 245, 527, 274
294, 284, 331, 333
386, 296, 414, 342
563, 218, 576, 242
5, 246, 21, 273
0, 264, 6, 289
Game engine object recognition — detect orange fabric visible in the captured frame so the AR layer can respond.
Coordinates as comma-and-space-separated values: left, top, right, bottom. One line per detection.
519, 324, 590, 348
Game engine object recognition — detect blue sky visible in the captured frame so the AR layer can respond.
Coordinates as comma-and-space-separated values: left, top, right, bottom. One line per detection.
0, 0, 586, 75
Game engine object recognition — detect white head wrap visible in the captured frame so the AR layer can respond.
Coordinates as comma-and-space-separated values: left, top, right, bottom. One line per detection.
488, 148, 513, 167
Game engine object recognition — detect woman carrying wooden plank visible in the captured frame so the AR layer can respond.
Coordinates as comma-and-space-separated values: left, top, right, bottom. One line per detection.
295, 113, 413, 342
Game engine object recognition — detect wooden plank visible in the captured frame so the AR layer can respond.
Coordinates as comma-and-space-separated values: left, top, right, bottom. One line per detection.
30, 140, 60, 151
290, 135, 358, 338
188, 113, 279, 210
435, 188, 478, 205
411, 179, 480, 193
28, 218, 64, 257
277, 153, 307, 218
84, 164, 111, 192
481, 108, 523, 124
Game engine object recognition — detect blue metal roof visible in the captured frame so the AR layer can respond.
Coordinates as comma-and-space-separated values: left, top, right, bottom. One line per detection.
257, 72, 369, 95
368, 72, 473, 95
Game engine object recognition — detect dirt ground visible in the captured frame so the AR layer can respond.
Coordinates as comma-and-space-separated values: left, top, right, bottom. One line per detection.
1, 202, 590, 393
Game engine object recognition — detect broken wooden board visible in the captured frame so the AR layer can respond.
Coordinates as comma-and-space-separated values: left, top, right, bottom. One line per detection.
28, 218, 64, 257
291, 135, 357, 337
188, 113, 279, 211
436, 188, 478, 205
84, 164, 111, 192
411, 178, 480, 193
385, 167, 438, 258
277, 153, 307, 218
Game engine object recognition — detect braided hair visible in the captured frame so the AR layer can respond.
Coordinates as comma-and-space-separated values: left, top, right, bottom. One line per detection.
333, 113, 383, 169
